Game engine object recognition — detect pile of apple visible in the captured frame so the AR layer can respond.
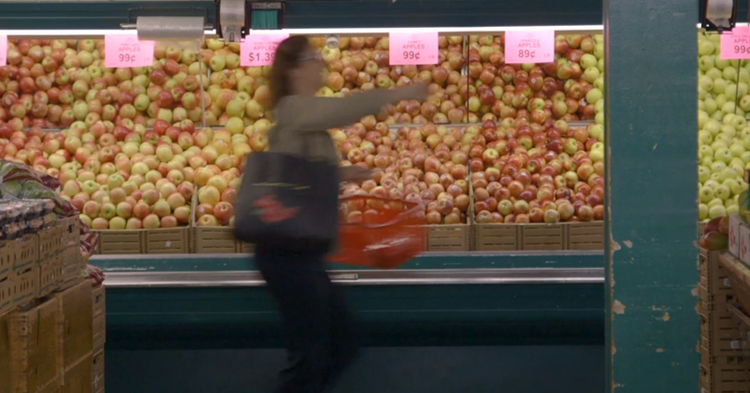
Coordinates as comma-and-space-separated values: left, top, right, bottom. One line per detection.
201, 38, 272, 128
466, 34, 605, 125
309, 36, 468, 124
469, 119, 605, 224
0, 39, 213, 131
36, 120, 196, 229
190, 127, 249, 227
697, 31, 750, 220
337, 121, 472, 224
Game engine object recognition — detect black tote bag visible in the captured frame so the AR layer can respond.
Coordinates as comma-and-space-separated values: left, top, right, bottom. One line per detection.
233, 151, 339, 254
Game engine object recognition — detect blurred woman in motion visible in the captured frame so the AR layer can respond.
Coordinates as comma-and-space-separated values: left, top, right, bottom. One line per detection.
256, 36, 428, 393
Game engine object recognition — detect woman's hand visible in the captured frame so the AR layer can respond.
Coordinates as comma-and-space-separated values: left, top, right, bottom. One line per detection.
340, 166, 373, 182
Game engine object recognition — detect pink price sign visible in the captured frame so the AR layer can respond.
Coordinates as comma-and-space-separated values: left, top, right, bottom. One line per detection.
504, 30, 555, 64
0, 35, 6, 66
104, 35, 155, 68
241, 34, 289, 66
721, 27, 750, 59
389, 32, 439, 65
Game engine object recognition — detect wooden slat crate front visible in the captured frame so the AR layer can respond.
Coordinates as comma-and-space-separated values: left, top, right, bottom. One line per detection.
519, 224, 565, 250
566, 222, 604, 250
701, 355, 750, 393
702, 249, 734, 298
474, 224, 518, 251
426, 224, 471, 251
193, 227, 236, 254
38, 254, 62, 298
95, 230, 145, 255
145, 227, 190, 254
701, 311, 746, 356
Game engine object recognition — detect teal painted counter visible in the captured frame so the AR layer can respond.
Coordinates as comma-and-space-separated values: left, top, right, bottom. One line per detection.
92, 251, 604, 349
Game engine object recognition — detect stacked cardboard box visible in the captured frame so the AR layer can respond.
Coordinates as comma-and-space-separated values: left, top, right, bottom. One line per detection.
699, 249, 750, 393
92, 285, 106, 393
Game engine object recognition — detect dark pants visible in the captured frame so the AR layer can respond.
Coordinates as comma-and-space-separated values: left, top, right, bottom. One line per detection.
256, 247, 359, 393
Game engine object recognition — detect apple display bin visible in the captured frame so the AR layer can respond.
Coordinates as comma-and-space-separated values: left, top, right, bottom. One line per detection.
331, 195, 426, 269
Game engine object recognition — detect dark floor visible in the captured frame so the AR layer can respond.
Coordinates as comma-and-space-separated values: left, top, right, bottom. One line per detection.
107, 346, 604, 393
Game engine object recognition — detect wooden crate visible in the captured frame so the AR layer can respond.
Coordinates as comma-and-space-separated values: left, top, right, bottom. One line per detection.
14, 233, 39, 271
699, 284, 735, 317
519, 223, 565, 250
566, 222, 604, 250
701, 355, 750, 393
720, 253, 750, 318
703, 249, 734, 298
10, 297, 62, 393
474, 224, 519, 251
701, 310, 746, 356
193, 226, 236, 254
145, 227, 190, 254
38, 254, 63, 298
236, 241, 254, 254
92, 286, 106, 355
0, 275, 12, 316
94, 230, 145, 255
12, 266, 37, 308
92, 351, 105, 393
426, 224, 471, 251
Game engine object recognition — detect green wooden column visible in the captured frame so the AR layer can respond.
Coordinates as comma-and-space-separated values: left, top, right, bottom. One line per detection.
604, 0, 699, 391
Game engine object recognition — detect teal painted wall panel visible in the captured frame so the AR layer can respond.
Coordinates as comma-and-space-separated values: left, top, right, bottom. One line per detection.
604, 0, 700, 392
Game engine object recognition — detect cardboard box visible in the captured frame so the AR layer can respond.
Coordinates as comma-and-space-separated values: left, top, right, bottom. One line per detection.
56, 280, 93, 370
0, 310, 12, 393
730, 215, 743, 258
12, 266, 37, 308
92, 286, 105, 355
62, 354, 92, 393
0, 241, 13, 282
14, 234, 39, 272
10, 298, 62, 393
0, 275, 12, 316
92, 351, 104, 393
38, 253, 62, 298
740, 224, 750, 266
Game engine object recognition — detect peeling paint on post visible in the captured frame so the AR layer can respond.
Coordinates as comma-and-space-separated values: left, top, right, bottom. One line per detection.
604, 0, 699, 392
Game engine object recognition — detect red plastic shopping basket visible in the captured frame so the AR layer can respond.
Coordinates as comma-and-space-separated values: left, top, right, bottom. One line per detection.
329, 195, 426, 269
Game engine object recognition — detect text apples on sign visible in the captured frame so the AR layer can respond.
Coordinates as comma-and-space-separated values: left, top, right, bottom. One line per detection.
720, 27, 750, 60
0, 35, 6, 66
241, 34, 289, 67
104, 35, 155, 68
504, 30, 555, 64
389, 32, 439, 66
